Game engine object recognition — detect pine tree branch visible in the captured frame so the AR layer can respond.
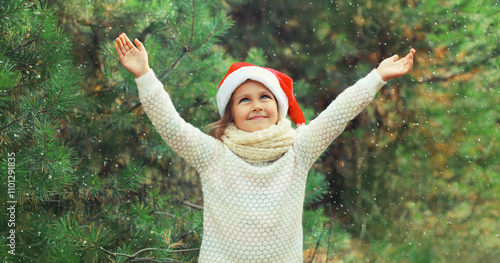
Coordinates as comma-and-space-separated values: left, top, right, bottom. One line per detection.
188, 0, 196, 49
119, 247, 163, 258
100, 246, 197, 262
159, 2, 230, 80
129, 102, 142, 113
180, 200, 203, 210
305, 184, 323, 197
0, 113, 27, 133
43, 133, 63, 163
161, 5, 193, 80
169, 248, 199, 253
108, 172, 137, 190
38, 85, 65, 113
87, 87, 115, 96
190, 15, 231, 51
7, 251, 42, 262
419, 49, 500, 83
11, 12, 46, 52
309, 224, 326, 263
101, 247, 138, 258
326, 205, 333, 261
153, 211, 177, 218
128, 258, 184, 262
419, 72, 463, 83
158, 49, 188, 80
165, 16, 188, 50
158, 14, 230, 80
12, 76, 50, 89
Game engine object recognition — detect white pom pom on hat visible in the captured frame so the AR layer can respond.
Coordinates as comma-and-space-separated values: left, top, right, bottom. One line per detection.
217, 62, 306, 126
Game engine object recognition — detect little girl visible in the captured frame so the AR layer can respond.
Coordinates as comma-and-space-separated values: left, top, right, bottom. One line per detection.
115, 33, 415, 262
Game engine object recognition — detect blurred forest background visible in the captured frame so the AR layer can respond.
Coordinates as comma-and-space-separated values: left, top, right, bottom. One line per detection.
1, 0, 499, 262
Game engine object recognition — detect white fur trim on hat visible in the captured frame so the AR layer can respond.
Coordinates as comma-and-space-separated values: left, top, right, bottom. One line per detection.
217, 66, 288, 120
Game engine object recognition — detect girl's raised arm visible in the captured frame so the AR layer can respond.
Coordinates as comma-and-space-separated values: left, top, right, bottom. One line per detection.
295, 49, 415, 169
115, 33, 221, 174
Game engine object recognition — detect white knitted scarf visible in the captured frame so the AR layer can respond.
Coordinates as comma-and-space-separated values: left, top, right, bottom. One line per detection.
222, 118, 297, 163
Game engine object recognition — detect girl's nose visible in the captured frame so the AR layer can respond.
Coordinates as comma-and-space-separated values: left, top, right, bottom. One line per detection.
252, 103, 263, 111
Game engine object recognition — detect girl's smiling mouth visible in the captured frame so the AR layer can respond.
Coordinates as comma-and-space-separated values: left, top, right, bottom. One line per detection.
250, 116, 267, 120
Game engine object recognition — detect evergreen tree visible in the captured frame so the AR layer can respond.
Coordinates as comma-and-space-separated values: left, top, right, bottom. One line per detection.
4, 0, 234, 262
0, 0, 80, 262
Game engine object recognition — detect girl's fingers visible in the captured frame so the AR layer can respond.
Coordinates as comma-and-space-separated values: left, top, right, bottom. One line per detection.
123, 33, 132, 43
135, 38, 145, 52
115, 38, 123, 55
123, 37, 130, 51
114, 40, 122, 58
390, 54, 399, 61
401, 52, 412, 65
407, 49, 416, 60
116, 37, 126, 57
117, 34, 127, 50
123, 33, 134, 51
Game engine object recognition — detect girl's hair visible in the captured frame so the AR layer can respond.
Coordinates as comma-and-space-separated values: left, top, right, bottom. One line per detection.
207, 96, 234, 140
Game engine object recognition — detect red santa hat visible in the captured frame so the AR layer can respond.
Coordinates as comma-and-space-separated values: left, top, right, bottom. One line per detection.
217, 62, 306, 126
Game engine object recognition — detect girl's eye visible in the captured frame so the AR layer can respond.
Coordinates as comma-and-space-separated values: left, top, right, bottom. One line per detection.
261, 95, 271, 100
239, 98, 249, 103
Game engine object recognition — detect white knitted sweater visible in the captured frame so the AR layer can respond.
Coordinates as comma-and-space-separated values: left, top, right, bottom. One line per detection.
135, 69, 386, 262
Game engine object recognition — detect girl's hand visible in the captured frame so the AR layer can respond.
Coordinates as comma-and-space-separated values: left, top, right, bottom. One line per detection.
115, 33, 151, 78
376, 48, 416, 81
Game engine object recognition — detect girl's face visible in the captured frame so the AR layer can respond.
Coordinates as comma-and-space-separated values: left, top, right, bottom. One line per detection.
231, 80, 279, 132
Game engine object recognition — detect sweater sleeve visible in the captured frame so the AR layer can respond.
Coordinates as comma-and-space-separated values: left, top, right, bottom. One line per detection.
294, 69, 386, 169
135, 69, 220, 174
